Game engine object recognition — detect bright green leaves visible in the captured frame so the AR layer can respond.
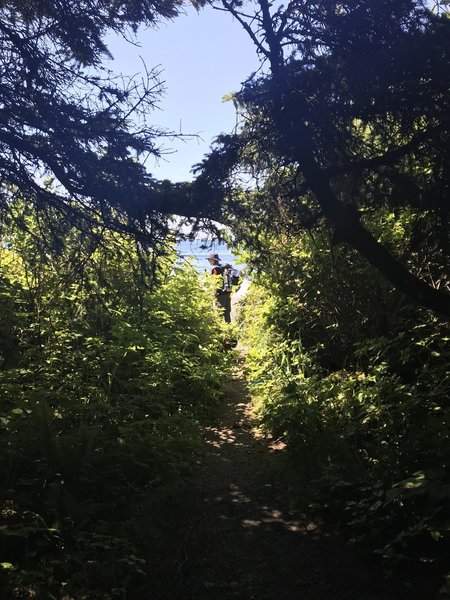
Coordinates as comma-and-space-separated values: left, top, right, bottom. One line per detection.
237, 209, 450, 588
0, 205, 230, 599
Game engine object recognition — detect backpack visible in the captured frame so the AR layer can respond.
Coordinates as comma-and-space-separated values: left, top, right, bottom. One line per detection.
222, 264, 240, 292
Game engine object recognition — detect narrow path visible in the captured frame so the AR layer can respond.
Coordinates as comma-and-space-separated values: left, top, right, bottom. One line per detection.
156, 363, 398, 600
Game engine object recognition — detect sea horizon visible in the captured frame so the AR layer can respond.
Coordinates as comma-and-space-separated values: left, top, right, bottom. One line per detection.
176, 239, 245, 274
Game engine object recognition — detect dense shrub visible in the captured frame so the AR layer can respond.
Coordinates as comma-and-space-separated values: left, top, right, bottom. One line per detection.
237, 209, 450, 594
0, 206, 230, 599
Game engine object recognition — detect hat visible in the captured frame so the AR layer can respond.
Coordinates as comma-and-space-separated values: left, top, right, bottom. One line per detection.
208, 253, 220, 261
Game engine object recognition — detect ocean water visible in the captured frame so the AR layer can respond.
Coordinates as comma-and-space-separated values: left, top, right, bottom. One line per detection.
176, 239, 244, 274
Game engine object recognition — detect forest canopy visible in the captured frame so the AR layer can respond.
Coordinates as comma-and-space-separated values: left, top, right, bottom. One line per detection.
1, 0, 449, 315
0, 0, 210, 246
195, 0, 450, 316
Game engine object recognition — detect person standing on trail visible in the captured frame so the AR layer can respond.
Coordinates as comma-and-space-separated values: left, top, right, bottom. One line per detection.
207, 252, 232, 323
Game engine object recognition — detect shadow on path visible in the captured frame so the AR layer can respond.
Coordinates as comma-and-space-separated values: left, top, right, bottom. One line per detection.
157, 364, 398, 600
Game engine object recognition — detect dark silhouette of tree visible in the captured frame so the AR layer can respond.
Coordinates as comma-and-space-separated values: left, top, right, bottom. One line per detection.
2, 0, 449, 316
0, 0, 206, 243
195, 0, 450, 317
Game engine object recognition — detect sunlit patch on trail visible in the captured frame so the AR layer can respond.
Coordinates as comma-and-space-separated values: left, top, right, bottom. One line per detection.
229, 483, 251, 504
204, 426, 237, 447
204, 421, 251, 449
235, 492, 314, 534
267, 437, 287, 452
241, 518, 262, 527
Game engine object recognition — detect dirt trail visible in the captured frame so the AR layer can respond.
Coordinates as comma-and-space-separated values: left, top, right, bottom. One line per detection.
156, 364, 398, 600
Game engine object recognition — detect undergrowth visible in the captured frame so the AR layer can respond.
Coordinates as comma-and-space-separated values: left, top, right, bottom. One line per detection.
236, 212, 450, 597
0, 204, 231, 599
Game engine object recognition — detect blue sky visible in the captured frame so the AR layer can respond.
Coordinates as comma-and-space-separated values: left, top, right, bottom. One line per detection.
105, 5, 258, 182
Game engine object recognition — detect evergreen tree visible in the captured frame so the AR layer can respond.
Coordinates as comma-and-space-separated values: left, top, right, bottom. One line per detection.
0, 0, 196, 242
196, 0, 450, 316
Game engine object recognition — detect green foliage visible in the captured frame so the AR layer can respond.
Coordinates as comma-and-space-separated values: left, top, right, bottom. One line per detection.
197, 0, 450, 316
0, 205, 230, 599
0, 0, 193, 244
237, 207, 450, 593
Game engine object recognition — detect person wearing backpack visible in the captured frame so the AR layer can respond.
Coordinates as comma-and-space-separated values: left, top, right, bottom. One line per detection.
207, 252, 232, 323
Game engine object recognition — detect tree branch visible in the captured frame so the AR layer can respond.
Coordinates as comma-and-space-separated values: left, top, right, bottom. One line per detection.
325, 124, 449, 179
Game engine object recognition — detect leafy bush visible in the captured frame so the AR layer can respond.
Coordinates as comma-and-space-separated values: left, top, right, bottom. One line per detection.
237, 209, 450, 594
0, 206, 230, 599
